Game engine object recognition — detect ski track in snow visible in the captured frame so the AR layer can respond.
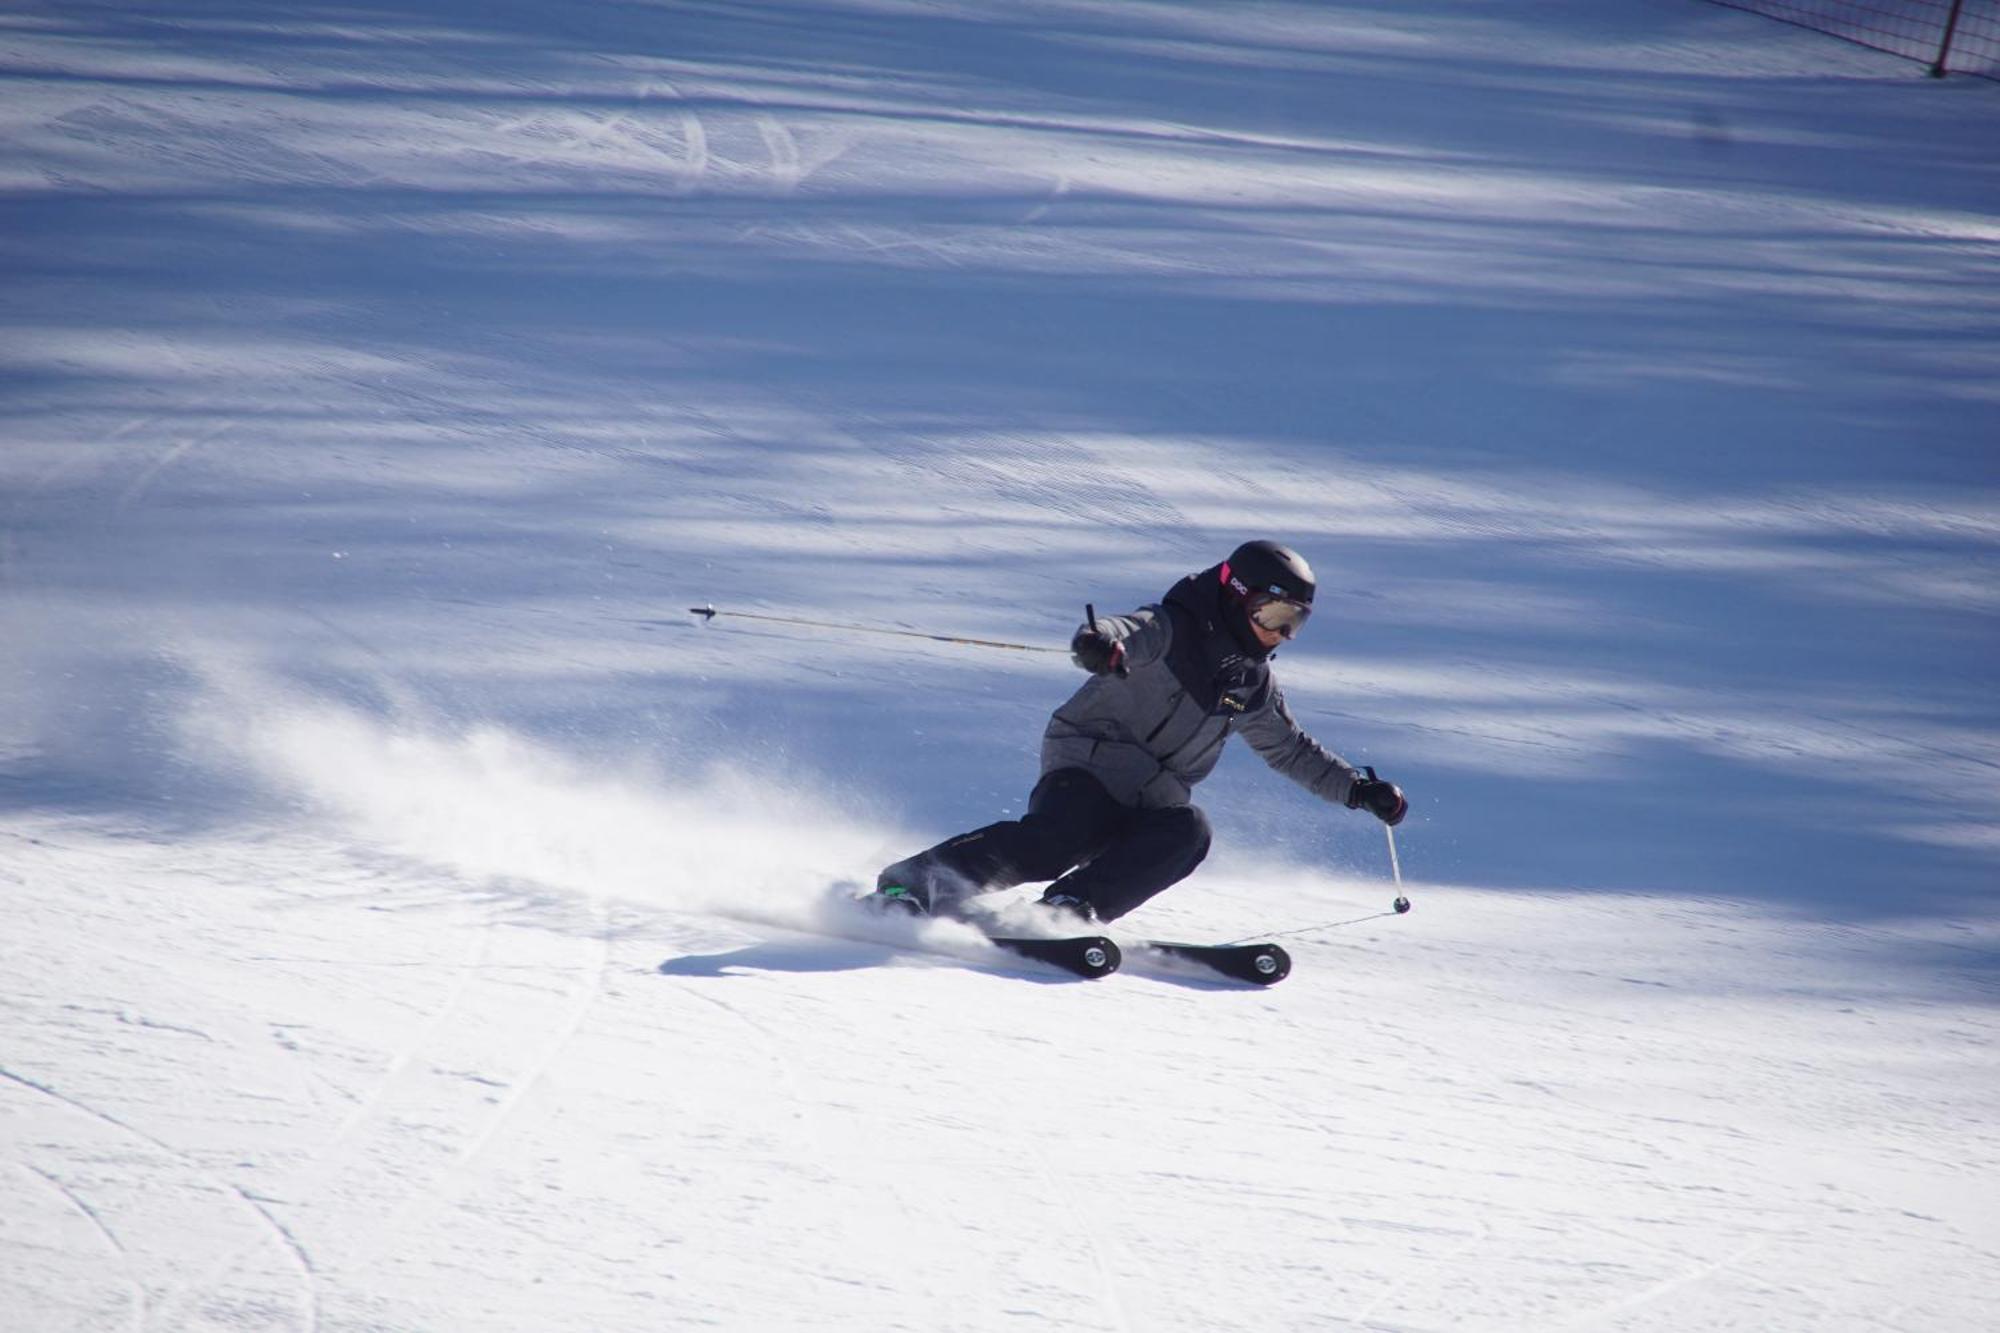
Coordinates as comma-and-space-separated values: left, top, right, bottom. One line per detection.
3, 821, 1997, 1328
1554, 1237, 1770, 1333
312, 918, 497, 1160
18, 1161, 146, 1333
1, 1064, 321, 1332
1017, 1132, 1135, 1333
390, 913, 613, 1214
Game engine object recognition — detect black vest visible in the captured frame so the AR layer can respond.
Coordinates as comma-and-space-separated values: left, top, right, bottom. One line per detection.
1160, 566, 1275, 718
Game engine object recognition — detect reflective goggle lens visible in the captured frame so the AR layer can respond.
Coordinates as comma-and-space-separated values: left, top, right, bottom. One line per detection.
1248, 595, 1311, 638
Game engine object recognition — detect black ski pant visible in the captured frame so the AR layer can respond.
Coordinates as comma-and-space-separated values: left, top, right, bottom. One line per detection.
876, 767, 1211, 923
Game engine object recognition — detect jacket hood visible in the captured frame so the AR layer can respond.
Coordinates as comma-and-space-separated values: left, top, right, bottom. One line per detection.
1166, 564, 1272, 662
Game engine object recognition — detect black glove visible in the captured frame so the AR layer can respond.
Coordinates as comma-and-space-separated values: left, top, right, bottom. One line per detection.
1347, 771, 1408, 826
1070, 625, 1125, 676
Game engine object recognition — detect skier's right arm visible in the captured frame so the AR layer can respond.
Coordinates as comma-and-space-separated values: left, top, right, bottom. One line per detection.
1069, 605, 1169, 675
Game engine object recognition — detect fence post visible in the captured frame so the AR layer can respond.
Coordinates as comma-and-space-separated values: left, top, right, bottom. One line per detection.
1929, 0, 1969, 77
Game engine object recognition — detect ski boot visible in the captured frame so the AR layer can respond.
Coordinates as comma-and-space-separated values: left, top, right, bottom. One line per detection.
1039, 889, 1098, 924
865, 883, 930, 917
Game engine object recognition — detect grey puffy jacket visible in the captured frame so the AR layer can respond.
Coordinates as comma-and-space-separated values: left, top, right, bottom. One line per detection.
1041, 565, 1362, 810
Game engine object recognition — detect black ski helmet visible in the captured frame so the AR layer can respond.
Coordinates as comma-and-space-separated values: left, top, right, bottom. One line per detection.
1221, 539, 1315, 607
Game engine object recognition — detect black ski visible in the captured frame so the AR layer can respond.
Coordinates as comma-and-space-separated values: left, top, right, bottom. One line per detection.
830, 890, 1121, 979
1139, 940, 1291, 986
986, 933, 1122, 979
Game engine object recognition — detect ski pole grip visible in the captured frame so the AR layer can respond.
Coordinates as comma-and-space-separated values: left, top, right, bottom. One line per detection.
1084, 603, 1127, 678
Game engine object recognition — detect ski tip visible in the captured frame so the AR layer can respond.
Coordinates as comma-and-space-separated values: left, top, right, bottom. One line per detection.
1220, 943, 1289, 986
1077, 936, 1121, 978
1141, 940, 1290, 986
1247, 945, 1290, 985
988, 934, 1122, 979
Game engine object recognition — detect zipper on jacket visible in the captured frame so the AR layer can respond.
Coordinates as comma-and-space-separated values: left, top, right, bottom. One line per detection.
1156, 700, 1223, 770
1142, 690, 1186, 746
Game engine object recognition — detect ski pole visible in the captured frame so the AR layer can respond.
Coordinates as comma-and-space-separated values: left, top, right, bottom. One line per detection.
1386, 824, 1411, 915
1366, 765, 1413, 915
689, 604, 1067, 656
1227, 779, 1413, 945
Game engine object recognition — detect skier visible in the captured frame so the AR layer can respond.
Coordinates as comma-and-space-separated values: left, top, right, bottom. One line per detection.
871, 540, 1408, 924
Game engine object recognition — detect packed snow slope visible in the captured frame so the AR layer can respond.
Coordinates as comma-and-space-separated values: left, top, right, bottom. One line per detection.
3, 1, 1997, 1330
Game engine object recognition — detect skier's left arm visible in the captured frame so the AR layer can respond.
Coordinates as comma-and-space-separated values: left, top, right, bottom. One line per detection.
1238, 687, 1407, 824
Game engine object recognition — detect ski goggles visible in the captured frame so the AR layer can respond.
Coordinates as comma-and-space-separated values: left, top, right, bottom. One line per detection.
1247, 593, 1312, 639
